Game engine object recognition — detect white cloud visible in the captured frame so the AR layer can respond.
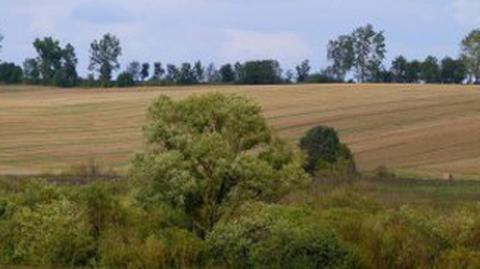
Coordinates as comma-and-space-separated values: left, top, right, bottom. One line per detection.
222, 30, 312, 66
452, 0, 480, 26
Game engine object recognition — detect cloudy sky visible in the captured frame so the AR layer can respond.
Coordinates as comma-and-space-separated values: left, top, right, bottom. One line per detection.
0, 0, 479, 75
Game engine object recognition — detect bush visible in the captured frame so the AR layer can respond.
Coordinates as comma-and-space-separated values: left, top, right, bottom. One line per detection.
207, 203, 358, 269
10, 199, 94, 266
116, 71, 135, 87
300, 126, 356, 175
100, 227, 205, 269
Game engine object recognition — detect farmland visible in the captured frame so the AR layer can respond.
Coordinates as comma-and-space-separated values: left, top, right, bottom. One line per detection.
1, 83, 480, 179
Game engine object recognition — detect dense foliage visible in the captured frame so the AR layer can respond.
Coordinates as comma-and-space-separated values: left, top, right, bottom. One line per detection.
131, 93, 310, 237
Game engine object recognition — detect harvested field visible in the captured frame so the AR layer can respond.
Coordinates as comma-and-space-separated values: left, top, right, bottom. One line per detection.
1, 83, 480, 179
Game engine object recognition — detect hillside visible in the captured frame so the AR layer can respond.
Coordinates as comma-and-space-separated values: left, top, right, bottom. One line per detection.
1, 83, 480, 179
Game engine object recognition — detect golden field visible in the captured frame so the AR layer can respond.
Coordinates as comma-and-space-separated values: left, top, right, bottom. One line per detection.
1, 83, 480, 179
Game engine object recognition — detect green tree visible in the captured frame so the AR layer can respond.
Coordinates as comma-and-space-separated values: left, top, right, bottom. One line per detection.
390, 56, 408, 83
327, 35, 354, 81
54, 43, 78, 87
461, 29, 480, 83
89, 33, 122, 87
421, 56, 440, 83
141, 62, 150, 81
327, 24, 386, 82
241, 60, 283, 84
32, 37, 78, 87
153, 62, 165, 80
23, 58, 40, 83
166, 64, 179, 83
178, 62, 196, 84
116, 71, 135, 87
127, 61, 141, 81
131, 93, 310, 238
0, 62, 23, 84
300, 126, 355, 174
440, 57, 466, 84
219, 63, 235, 83
405, 60, 422, 83
194, 61, 204, 83
33, 37, 64, 83
295, 59, 311, 82
351, 24, 386, 82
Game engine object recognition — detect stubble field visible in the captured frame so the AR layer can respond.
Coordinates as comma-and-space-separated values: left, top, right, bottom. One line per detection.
1, 83, 480, 179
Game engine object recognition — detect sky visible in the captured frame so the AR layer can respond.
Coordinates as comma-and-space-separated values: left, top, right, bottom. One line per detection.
0, 0, 479, 76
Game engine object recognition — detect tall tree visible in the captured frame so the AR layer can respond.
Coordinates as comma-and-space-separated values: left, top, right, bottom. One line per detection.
461, 29, 480, 83
178, 62, 196, 84
166, 64, 179, 82
421, 56, 440, 83
295, 59, 311, 83
219, 63, 235, 83
89, 33, 122, 87
57, 43, 78, 87
405, 60, 422, 83
351, 24, 386, 82
440, 57, 467, 84
153, 62, 165, 80
194, 61, 204, 83
33, 37, 64, 83
127, 61, 141, 81
390, 56, 408, 83
141, 62, 150, 81
327, 35, 354, 81
32, 37, 78, 87
23, 58, 40, 83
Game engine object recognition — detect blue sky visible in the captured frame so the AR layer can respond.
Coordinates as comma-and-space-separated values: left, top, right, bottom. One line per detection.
0, 0, 479, 76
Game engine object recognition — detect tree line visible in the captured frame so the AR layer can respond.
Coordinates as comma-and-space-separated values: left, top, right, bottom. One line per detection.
1, 25, 480, 87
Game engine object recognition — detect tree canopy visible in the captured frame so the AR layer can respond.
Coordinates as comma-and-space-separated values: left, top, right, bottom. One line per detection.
89, 33, 122, 87
131, 93, 310, 237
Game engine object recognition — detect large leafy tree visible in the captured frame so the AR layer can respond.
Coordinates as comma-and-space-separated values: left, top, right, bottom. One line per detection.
89, 33, 122, 87
131, 93, 309, 238
327, 24, 386, 82
33, 37, 64, 83
351, 24, 386, 82
461, 29, 480, 83
440, 57, 466, 84
327, 35, 354, 81
32, 37, 78, 87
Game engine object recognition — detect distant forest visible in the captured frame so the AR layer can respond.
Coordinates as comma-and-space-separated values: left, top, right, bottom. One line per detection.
1, 24, 480, 87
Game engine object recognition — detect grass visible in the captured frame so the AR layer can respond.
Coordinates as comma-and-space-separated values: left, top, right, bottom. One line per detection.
2, 83, 480, 179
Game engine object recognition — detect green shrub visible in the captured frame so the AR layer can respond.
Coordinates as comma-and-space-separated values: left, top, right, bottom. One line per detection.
300, 126, 356, 176
100, 227, 205, 269
116, 71, 135, 87
10, 199, 94, 266
207, 203, 357, 269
